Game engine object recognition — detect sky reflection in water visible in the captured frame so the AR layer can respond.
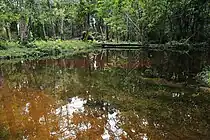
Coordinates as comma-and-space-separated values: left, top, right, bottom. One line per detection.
0, 53, 209, 140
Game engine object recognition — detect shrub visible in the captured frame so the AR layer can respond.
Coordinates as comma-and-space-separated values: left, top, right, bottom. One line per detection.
196, 66, 210, 87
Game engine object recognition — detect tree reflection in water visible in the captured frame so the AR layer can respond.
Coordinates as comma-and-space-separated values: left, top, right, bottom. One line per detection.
0, 53, 209, 140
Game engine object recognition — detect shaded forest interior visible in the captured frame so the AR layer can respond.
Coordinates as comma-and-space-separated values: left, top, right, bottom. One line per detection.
0, 0, 209, 43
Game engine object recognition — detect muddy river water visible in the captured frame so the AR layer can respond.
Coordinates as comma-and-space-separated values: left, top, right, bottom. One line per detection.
0, 51, 210, 140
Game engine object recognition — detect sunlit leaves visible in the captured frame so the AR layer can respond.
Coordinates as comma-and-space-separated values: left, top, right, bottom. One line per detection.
0, 0, 209, 42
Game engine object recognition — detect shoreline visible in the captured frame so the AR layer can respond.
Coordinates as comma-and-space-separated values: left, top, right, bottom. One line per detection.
0, 40, 99, 61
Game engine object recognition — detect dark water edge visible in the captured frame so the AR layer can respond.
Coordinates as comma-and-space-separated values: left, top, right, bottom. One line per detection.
0, 50, 210, 140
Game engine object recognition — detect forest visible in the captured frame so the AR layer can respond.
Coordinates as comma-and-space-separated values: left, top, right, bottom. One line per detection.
0, 0, 209, 43
1, 1, 210, 140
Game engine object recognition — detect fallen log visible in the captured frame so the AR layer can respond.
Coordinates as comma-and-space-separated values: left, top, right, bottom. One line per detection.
99, 42, 209, 52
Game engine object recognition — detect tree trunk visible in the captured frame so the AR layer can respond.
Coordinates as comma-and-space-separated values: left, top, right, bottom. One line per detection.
60, 17, 64, 40
5, 22, 11, 41
85, 13, 90, 32
19, 18, 28, 42
17, 23, 20, 38
48, 0, 56, 39
42, 23, 46, 40
27, 16, 33, 41
126, 17, 129, 41
105, 24, 109, 41
71, 22, 74, 38
51, 22, 56, 38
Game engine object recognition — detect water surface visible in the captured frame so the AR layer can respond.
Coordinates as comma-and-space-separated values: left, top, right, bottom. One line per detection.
0, 51, 210, 140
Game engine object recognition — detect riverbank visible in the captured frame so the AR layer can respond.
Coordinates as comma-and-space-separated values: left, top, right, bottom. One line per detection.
0, 40, 99, 61
1, 40, 209, 88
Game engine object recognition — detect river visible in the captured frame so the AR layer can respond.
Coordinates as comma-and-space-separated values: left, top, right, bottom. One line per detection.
0, 50, 209, 140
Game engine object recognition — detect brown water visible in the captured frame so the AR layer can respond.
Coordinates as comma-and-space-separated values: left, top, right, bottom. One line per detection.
0, 52, 210, 140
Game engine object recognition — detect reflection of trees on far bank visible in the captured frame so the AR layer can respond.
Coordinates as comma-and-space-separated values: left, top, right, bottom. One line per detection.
0, 56, 209, 140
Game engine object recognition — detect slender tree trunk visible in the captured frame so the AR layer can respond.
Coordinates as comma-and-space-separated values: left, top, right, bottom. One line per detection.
105, 24, 109, 40
17, 23, 20, 38
126, 17, 129, 41
60, 17, 64, 40
71, 22, 74, 38
19, 18, 28, 42
27, 16, 33, 40
116, 31, 119, 43
87, 12, 90, 31
47, 0, 56, 39
168, 15, 173, 41
5, 22, 11, 41
100, 26, 104, 40
42, 23, 46, 39
51, 22, 56, 38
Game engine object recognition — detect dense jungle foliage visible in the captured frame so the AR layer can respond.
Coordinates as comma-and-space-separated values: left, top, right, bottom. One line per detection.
0, 0, 210, 43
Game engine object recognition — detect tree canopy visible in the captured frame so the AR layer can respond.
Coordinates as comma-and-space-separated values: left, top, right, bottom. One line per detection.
1, 0, 210, 43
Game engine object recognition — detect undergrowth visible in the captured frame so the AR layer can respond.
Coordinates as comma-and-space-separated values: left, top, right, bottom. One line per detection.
0, 40, 98, 60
